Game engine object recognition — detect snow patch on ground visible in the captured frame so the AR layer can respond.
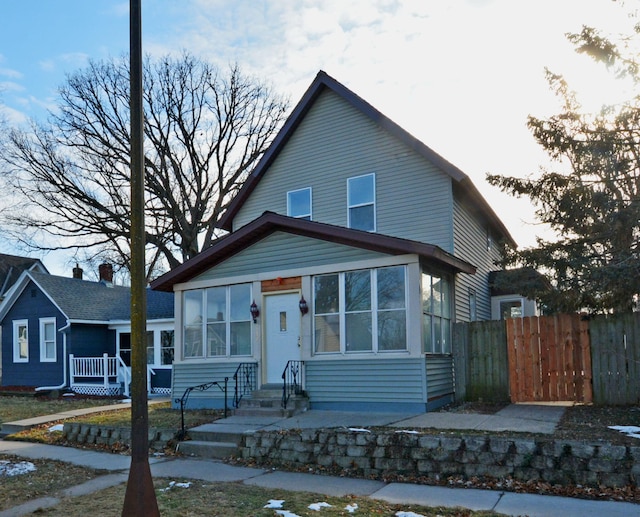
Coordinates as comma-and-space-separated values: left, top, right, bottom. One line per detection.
308, 501, 332, 510
48, 424, 64, 432
0, 460, 36, 476
158, 480, 192, 492
348, 428, 371, 433
395, 512, 426, 517
345, 503, 358, 513
264, 500, 285, 508
608, 425, 640, 439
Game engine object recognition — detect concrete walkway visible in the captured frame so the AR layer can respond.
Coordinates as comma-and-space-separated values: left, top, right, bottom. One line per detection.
189, 403, 568, 436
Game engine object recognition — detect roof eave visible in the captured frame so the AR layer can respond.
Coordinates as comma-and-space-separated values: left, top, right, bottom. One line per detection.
151, 213, 476, 291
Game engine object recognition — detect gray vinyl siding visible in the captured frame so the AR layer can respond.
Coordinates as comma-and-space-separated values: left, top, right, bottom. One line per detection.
193, 232, 388, 282
171, 361, 248, 409
305, 357, 426, 411
234, 89, 454, 251
426, 355, 454, 409
452, 197, 503, 322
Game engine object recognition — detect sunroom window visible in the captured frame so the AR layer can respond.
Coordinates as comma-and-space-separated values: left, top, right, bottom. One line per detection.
183, 284, 252, 358
314, 266, 406, 354
422, 272, 452, 354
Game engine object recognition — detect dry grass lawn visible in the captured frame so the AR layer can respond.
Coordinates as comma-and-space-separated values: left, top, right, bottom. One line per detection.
0, 454, 107, 511
34, 477, 504, 516
0, 395, 121, 424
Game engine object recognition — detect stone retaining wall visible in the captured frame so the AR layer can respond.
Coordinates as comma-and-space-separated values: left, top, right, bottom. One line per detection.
62, 422, 176, 451
239, 429, 640, 489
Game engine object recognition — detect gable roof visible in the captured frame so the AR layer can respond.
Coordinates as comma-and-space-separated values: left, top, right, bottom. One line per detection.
217, 70, 515, 247
151, 212, 476, 292
0, 253, 48, 300
0, 271, 174, 323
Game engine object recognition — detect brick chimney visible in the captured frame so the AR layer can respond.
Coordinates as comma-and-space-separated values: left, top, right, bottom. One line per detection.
98, 263, 113, 286
72, 264, 83, 279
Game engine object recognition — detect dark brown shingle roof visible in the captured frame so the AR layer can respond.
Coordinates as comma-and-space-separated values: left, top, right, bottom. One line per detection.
151, 212, 475, 292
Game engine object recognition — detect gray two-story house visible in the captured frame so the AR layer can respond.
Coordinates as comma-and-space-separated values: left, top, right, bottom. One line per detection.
151, 71, 515, 412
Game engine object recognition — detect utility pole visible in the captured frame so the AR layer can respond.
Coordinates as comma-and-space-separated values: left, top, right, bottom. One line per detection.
122, 0, 160, 514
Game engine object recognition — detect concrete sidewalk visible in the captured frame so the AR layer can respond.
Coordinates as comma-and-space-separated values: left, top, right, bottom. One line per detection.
0, 440, 637, 517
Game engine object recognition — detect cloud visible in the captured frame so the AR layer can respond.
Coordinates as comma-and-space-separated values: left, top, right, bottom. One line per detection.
0, 81, 24, 93
0, 104, 28, 125
39, 52, 90, 74
0, 67, 23, 80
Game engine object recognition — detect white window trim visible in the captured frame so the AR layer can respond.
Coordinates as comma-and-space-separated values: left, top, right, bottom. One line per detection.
39, 317, 57, 362
314, 266, 407, 355
147, 326, 175, 368
347, 173, 376, 231
13, 319, 29, 363
287, 187, 312, 220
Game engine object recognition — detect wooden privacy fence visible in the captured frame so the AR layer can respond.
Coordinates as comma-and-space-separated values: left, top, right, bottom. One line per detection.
590, 312, 640, 405
453, 320, 509, 403
454, 313, 640, 405
506, 314, 592, 403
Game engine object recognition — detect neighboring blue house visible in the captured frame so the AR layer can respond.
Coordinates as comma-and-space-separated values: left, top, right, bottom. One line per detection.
0, 253, 50, 382
151, 71, 517, 412
0, 253, 49, 302
0, 264, 174, 395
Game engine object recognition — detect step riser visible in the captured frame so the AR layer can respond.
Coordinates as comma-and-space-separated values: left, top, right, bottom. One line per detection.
249, 389, 282, 399
187, 430, 242, 444
177, 440, 238, 459
234, 408, 292, 418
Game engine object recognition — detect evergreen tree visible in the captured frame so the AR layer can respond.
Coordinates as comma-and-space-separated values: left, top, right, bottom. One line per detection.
488, 18, 640, 314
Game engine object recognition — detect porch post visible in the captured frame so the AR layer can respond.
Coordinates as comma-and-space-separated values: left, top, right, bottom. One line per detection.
69, 354, 75, 390
103, 353, 109, 390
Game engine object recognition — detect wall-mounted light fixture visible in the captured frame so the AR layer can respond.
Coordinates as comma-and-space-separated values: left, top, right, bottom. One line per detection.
250, 300, 260, 323
299, 296, 309, 315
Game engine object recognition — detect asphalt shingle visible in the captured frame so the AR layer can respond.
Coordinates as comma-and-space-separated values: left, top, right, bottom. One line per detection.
29, 272, 174, 322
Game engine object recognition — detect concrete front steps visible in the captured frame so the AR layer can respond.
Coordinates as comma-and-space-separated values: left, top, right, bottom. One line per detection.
176, 426, 242, 459
176, 386, 309, 459
234, 386, 309, 418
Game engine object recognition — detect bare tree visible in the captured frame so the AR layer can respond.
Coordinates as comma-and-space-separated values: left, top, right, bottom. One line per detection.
0, 54, 289, 280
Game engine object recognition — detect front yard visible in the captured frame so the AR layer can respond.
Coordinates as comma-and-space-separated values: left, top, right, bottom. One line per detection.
0, 394, 121, 424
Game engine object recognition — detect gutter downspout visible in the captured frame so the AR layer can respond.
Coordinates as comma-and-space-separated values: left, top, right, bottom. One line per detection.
35, 321, 69, 392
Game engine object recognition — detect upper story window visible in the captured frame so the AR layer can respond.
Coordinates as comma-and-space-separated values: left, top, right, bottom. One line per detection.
13, 319, 29, 363
287, 187, 312, 220
183, 284, 253, 359
39, 318, 56, 362
422, 272, 452, 354
347, 173, 375, 231
314, 266, 407, 354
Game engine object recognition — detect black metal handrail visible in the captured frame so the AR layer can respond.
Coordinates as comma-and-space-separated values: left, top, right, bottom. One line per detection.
175, 377, 228, 440
233, 362, 258, 408
282, 360, 304, 409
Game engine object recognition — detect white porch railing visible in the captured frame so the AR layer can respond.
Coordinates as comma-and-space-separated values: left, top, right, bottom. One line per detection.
69, 354, 158, 397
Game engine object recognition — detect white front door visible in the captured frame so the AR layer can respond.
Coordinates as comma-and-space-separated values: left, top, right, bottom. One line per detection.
265, 293, 301, 384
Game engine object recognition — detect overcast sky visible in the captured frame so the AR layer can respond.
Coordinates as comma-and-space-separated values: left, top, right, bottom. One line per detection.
0, 0, 635, 275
